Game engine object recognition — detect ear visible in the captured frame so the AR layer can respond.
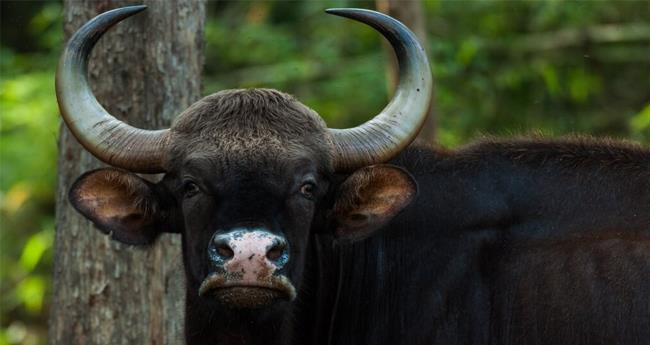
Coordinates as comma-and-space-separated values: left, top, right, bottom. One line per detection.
330, 164, 417, 242
69, 168, 175, 245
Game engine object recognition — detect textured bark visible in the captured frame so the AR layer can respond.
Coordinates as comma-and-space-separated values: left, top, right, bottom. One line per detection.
49, 1, 204, 344
376, 0, 437, 143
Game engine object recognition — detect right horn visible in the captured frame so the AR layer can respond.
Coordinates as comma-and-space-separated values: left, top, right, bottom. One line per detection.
56, 5, 170, 173
325, 9, 432, 172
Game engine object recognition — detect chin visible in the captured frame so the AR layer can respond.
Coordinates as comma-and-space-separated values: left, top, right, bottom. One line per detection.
198, 273, 297, 309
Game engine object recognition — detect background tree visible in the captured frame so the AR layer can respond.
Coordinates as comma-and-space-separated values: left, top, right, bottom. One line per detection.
47, 1, 204, 344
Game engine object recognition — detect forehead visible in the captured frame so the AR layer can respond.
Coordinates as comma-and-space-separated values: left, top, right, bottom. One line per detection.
182, 155, 319, 191
168, 89, 333, 173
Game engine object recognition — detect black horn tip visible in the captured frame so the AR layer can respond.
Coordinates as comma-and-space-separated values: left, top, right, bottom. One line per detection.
324, 8, 409, 38
112, 4, 148, 16
66, 4, 148, 55
121, 4, 148, 12
98, 5, 147, 21
324, 8, 344, 14
325, 8, 374, 17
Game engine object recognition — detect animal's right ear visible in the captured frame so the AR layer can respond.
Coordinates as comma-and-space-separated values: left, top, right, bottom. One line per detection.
69, 168, 177, 245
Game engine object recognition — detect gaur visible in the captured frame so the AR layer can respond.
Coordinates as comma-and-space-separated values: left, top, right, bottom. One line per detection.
57, 5, 650, 345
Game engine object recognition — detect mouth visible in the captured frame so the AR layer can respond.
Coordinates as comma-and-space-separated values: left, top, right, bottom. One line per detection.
198, 273, 297, 309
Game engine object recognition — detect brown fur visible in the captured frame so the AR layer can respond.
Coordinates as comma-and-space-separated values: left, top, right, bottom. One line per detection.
403, 135, 650, 178
168, 89, 333, 170
460, 135, 649, 171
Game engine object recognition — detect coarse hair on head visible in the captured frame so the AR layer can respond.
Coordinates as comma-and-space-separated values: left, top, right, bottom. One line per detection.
168, 88, 333, 170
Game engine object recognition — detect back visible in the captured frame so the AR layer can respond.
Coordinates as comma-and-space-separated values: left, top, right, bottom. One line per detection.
322, 138, 650, 345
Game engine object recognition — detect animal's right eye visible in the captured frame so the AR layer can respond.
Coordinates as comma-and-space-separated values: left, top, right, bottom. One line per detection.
182, 180, 200, 198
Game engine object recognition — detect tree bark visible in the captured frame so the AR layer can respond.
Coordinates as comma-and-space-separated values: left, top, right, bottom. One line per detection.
49, 1, 204, 344
376, 0, 437, 143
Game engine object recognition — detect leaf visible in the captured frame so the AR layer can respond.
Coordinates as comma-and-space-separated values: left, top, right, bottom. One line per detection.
19, 230, 51, 272
16, 276, 45, 313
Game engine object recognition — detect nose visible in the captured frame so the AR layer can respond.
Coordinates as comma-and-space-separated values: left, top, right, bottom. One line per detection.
209, 229, 289, 272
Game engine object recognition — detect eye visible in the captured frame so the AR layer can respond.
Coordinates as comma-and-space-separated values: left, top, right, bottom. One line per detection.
182, 180, 200, 198
299, 182, 317, 200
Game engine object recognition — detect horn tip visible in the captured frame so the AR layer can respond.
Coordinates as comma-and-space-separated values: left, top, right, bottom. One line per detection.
107, 4, 147, 18
325, 8, 391, 24
112, 5, 147, 16
127, 4, 148, 13
325, 8, 367, 16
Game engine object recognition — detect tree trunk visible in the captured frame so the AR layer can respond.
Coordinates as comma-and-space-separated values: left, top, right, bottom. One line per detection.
49, 1, 204, 344
376, 0, 437, 143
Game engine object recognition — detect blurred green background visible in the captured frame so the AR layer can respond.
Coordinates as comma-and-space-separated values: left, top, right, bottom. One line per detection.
1, 1, 648, 344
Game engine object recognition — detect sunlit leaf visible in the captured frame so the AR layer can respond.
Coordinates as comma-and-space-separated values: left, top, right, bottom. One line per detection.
16, 276, 45, 314
539, 63, 560, 96
568, 68, 602, 103
1, 183, 31, 214
19, 230, 52, 272
457, 38, 480, 66
631, 104, 650, 133
0, 331, 9, 345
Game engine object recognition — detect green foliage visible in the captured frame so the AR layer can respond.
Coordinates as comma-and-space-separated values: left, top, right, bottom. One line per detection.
204, 1, 649, 145
1, 2, 61, 344
1, 72, 59, 193
204, 0, 387, 128
425, 1, 650, 142
0, 1, 648, 344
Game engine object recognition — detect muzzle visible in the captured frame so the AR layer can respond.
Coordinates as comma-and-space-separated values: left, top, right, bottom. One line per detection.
199, 228, 296, 308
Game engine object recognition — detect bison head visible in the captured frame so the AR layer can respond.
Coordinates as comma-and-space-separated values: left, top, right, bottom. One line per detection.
57, 6, 430, 310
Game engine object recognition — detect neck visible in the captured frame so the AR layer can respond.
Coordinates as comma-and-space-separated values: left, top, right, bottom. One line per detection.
184, 292, 295, 345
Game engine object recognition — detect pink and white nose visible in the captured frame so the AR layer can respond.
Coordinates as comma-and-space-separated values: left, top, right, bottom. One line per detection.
209, 230, 289, 282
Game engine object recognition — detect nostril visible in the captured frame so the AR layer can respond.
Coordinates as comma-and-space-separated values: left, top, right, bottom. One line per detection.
266, 243, 286, 261
216, 244, 234, 259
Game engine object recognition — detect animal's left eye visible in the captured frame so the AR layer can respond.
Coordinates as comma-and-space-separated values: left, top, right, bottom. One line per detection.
299, 182, 317, 200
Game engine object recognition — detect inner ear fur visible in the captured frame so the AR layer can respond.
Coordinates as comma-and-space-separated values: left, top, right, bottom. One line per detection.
331, 164, 417, 242
69, 168, 171, 245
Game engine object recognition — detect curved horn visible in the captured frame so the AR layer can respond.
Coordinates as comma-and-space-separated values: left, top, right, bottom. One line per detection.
325, 9, 432, 172
56, 5, 169, 173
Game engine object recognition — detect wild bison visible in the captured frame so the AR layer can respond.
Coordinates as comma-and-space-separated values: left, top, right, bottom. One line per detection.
57, 5, 650, 345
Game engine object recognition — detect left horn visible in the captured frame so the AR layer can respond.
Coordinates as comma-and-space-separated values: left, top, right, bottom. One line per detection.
325, 9, 432, 172
56, 5, 169, 173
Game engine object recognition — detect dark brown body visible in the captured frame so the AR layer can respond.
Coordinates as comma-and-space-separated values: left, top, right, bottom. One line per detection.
68, 104, 650, 345
320, 138, 650, 345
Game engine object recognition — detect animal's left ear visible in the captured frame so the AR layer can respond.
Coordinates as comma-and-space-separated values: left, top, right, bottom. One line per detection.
330, 164, 417, 242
